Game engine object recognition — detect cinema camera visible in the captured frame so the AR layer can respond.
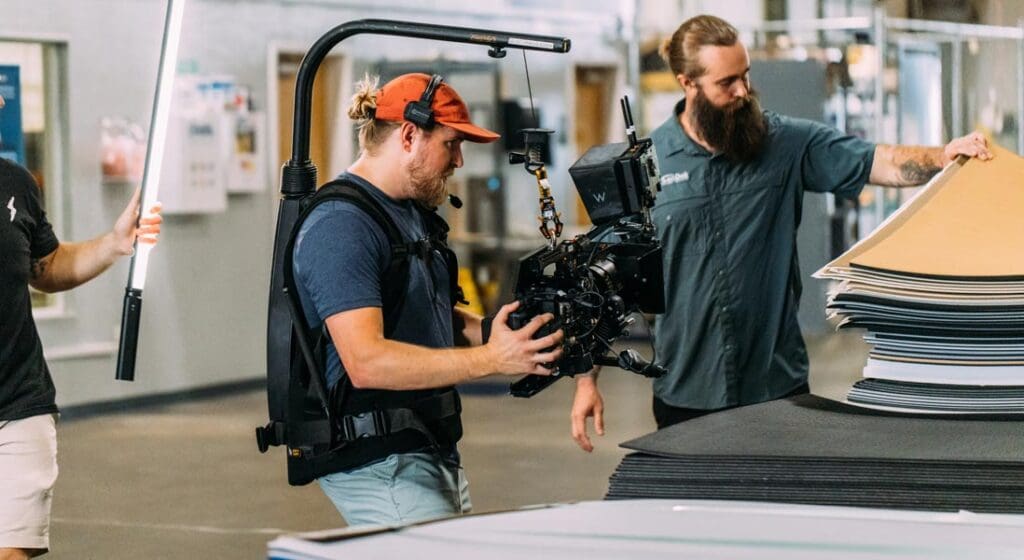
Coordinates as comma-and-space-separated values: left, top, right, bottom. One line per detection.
485, 97, 667, 398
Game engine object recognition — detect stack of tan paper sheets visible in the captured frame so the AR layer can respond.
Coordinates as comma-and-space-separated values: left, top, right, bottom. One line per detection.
815, 144, 1024, 413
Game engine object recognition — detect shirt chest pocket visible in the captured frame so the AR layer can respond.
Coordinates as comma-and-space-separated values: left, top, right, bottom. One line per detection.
654, 197, 710, 257
719, 169, 785, 195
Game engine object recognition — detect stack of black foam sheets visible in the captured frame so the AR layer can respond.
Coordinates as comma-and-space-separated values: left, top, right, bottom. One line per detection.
814, 145, 1024, 414
847, 378, 1024, 413
606, 395, 1024, 513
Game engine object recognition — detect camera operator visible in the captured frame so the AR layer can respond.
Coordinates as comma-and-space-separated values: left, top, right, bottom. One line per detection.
0, 124, 161, 556
292, 74, 563, 526
571, 15, 992, 449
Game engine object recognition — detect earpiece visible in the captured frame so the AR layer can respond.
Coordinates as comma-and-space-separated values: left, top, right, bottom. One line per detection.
403, 74, 444, 129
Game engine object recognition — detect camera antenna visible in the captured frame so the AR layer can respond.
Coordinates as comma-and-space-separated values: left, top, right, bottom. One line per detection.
523, 51, 539, 128
621, 96, 638, 147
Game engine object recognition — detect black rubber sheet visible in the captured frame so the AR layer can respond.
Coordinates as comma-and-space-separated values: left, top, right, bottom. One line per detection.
620, 395, 1024, 461
607, 395, 1024, 513
849, 379, 1024, 412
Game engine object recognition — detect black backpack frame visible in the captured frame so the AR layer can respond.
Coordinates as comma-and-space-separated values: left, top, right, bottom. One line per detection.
257, 177, 464, 486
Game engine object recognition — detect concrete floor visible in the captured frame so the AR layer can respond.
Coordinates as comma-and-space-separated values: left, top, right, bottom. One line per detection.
47, 331, 868, 559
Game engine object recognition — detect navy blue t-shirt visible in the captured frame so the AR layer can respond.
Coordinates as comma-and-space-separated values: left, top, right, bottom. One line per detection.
292, 173, 454, 388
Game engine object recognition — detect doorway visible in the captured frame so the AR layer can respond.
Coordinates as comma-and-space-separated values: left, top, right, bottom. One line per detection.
270, 48, 351, 190
573, 65, 616, 226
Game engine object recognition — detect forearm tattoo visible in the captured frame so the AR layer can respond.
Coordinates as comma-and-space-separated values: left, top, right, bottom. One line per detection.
30, 256, 48, 280
897, 159, 942, 185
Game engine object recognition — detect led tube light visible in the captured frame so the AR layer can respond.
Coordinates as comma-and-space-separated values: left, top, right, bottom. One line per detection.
116, 0, 186, 381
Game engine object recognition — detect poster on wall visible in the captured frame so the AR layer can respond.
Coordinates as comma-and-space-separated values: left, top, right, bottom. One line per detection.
159, 103, 228, 214
225, 110, 266, 193
0, 65, 26, 165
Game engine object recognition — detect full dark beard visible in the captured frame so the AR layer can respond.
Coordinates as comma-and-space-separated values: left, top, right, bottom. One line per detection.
407, 155, 451, 208
691, 86, 767, 162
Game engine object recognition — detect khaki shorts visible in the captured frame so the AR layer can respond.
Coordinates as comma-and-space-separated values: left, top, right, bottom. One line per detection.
0, 414, 58, 553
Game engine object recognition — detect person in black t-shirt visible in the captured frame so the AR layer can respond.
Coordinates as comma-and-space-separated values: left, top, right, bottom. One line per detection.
0, 155, 161, 559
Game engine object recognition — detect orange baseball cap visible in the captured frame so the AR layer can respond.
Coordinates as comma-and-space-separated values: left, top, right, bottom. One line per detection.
373, 73, 500, 144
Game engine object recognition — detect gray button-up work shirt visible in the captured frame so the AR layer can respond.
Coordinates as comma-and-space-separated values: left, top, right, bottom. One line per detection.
649, 99, 875, 409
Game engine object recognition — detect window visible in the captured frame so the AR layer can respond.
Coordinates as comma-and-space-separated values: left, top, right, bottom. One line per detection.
0, 39, 68, 315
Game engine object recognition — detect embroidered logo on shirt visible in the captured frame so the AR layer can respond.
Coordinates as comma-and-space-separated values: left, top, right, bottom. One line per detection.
661, 171, 689, 186
6, 196, 14, 222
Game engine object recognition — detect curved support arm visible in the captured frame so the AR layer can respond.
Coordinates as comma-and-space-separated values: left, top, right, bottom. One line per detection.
282, 19, 571, 197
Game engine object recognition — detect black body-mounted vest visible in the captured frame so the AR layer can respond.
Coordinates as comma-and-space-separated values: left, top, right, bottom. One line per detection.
257, 177, 465, 486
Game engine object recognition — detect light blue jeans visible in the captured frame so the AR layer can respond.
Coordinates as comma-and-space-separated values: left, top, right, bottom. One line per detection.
318, 450, 471, 527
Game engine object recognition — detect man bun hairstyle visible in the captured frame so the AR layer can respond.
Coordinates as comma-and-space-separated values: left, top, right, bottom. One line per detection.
348, 74, 400, 154
347, 73, 378, 120
660, 15, 740, 79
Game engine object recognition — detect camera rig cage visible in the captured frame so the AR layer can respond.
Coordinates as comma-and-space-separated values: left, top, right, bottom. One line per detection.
486, 97, 668, 398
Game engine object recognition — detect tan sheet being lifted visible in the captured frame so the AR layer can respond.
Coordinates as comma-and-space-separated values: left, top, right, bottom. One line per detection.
817, 143, 1024, 280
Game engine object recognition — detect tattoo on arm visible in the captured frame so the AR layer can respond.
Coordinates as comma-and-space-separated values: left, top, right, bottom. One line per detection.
898, 159, 942, 185
29, 250, 57, 283
30, 256, 48, 280
873, 145, 947, 187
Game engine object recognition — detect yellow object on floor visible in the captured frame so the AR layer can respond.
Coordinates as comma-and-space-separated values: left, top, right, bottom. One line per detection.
457, 267, 485, 316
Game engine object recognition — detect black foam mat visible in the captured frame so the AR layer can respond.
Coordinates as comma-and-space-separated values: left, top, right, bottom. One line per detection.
611, 455, 1024, 487
606, 481, 1024, 504
872, 332, 1024, 344
608, 395, 1024, 513
606, 483, 1024, 513
834, 293, 1024, 313
853, 379, 1024, 397
843, 320, 1024, 335
848, 379, 1024, 413
620, 395, 1024, 461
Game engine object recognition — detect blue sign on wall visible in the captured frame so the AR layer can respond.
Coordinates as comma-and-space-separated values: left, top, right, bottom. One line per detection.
0, 65, 26, 165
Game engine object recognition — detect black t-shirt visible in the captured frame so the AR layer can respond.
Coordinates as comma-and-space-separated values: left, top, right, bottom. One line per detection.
0, 158, 59, 420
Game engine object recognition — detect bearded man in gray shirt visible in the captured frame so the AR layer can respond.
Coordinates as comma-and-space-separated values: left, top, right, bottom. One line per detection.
569, 15, 993, 450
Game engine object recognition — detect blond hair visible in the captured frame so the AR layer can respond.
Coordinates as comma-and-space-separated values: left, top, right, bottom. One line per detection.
348, 74, 400, 154
659, 15, 739, 79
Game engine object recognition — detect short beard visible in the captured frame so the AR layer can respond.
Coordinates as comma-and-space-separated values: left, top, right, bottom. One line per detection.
690, 85, 767, 162
407, 152, 451, 209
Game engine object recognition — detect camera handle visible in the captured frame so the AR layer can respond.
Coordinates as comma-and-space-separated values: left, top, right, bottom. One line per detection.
510, 349, 664, 398
595, 349, 666, 379
508, 129, 562, 247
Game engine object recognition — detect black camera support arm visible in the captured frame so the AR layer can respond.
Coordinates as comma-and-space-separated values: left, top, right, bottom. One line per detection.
267, 20, 570, 422
282, 19, 571, 196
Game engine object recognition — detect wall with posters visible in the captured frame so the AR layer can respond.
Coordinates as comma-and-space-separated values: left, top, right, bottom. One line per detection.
0, 65, 25, 165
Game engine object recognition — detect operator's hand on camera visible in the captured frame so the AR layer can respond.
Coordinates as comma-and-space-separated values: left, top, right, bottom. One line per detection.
571, 371, 604, 452
485, 301, 563, 376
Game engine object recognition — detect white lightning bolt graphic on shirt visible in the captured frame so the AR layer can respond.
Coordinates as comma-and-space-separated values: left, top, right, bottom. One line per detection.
6, 197, 14, 222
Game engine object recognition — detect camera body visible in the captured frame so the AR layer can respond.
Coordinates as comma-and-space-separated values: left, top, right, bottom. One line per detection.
496, 97, 668, 397
505, 230, 665, 396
